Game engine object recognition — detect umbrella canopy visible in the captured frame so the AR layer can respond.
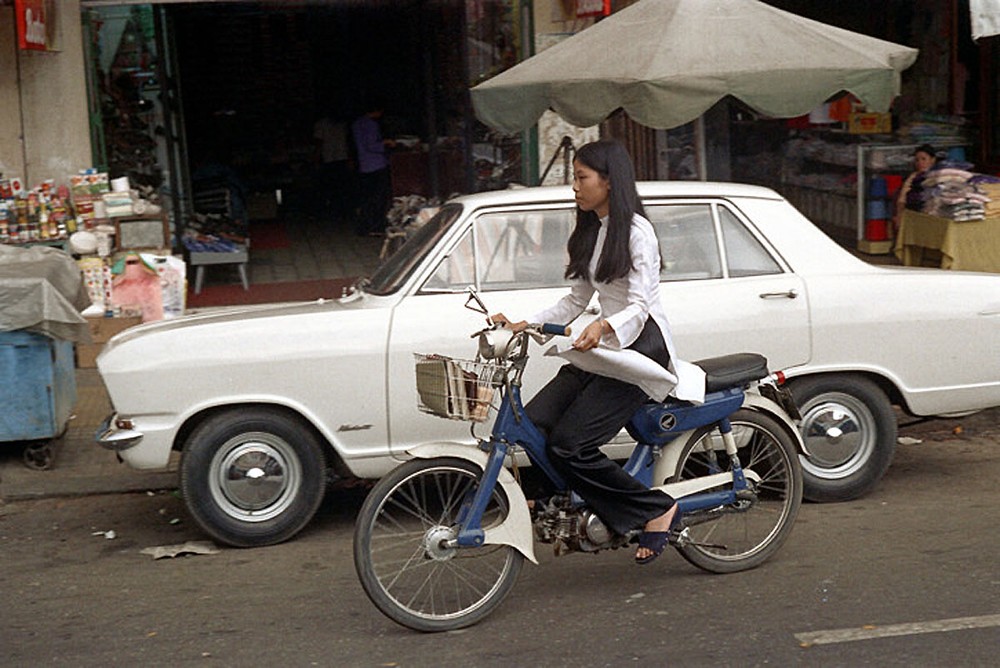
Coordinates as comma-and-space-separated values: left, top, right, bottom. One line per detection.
471, 0, 919, 133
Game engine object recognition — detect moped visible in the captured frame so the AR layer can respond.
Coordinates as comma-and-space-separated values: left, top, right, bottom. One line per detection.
354, 290, 805, 632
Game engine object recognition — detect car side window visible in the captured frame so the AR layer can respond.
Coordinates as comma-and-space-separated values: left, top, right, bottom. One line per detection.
718, 206, 782, 277
422, 209, 574, 292
645, 204, 723, 281
423, 228, 475, 291
475, 209, 573, 291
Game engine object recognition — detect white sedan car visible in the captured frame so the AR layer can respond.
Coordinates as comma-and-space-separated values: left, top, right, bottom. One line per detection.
96, 182, 1000, 547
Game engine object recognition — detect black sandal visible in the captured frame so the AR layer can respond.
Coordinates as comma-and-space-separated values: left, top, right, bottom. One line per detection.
635, 531, 671, 565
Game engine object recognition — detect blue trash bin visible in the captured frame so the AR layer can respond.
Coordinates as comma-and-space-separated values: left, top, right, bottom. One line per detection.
0, 330, 77, 443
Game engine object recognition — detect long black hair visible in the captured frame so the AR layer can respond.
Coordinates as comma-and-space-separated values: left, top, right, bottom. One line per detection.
565, 139, 647, 283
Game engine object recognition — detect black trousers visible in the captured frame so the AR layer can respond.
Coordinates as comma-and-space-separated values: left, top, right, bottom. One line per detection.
356, 167, 391, 235
525, 318, 674, 536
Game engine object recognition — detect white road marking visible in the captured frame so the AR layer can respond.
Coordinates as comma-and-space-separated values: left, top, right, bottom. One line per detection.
796, 614, 1000, 646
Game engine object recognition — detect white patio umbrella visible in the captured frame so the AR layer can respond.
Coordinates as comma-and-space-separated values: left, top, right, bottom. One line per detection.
471, 0, 918, 135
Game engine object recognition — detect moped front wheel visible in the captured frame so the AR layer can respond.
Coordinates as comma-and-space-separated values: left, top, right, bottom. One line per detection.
671, 409, 802, 574
353, 457, 523, 632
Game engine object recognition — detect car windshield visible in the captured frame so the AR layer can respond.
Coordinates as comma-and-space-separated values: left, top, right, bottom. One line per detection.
365, 203, 464, 295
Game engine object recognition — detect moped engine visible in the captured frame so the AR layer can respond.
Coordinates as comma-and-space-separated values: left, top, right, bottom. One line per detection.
531, 497, 626, 554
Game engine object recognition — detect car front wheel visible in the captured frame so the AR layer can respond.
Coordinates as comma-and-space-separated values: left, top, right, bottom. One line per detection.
180, 408, 327, 547
788, 375, 896, 503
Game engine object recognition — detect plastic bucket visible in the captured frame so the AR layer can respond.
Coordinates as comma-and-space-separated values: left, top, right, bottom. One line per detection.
869, 176, 888, 198
866, 218, 888, 241
867, 199, 889, 219
883, 174, 904, 198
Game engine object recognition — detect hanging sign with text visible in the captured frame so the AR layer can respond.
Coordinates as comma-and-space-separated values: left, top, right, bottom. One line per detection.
577, 0, 611, 19
16, 0, 58, 52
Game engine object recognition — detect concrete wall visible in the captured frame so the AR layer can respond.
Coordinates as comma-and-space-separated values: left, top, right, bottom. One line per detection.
0, 6, 26, 181
0, 1, 91, 187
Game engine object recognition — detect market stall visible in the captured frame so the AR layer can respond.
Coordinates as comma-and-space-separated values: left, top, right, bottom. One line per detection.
3, 170, 186, 368
895, 210, 1000, 272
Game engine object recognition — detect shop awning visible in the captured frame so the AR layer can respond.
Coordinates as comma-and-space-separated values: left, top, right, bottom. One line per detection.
971, 0, 1000, 40
470, 0, 919, 134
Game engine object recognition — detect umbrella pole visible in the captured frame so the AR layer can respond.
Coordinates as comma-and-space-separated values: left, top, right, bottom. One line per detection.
695, 117, 708, 181
539, 136, 576, 185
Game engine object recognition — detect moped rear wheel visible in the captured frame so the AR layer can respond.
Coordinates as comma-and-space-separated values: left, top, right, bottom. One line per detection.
353, 457, 523, 632
670, 409, 802, 574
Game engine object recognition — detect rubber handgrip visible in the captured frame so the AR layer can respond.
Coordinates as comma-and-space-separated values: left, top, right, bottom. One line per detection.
541, 323, 571, 336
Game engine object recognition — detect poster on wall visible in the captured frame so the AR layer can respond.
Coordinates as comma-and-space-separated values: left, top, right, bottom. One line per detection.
16, 0, 60, 52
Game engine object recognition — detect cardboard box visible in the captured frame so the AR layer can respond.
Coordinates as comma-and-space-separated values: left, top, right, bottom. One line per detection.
848, 112, 892, 134
85, 315, 143, 343
76, 315, 143, 368
75, 343, 102, 369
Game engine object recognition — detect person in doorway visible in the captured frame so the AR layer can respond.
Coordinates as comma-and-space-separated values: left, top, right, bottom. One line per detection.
313, 111, 352, 218
351, 100, 395, 236
893, 144, 938, 232
491, 139, 705, 565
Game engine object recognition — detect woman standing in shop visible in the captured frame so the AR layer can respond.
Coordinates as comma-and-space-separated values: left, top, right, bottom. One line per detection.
491, 139, 704, 565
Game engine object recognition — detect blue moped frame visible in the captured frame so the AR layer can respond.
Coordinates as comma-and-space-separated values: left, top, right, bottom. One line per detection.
454, 382, 751, 548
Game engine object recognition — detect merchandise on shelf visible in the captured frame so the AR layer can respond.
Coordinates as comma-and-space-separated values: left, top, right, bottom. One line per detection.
1, 169, 164, 248
0, 176, 78, 245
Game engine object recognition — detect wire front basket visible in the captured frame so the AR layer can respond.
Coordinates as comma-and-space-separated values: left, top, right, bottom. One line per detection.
414, 353, 503, 422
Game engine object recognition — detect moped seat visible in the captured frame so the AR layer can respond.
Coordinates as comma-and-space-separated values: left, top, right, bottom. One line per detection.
695, 353, 769, 393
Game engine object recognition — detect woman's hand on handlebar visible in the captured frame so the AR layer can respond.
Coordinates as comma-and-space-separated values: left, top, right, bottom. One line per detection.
571, 318, 605, 351
490, 313, 529, 333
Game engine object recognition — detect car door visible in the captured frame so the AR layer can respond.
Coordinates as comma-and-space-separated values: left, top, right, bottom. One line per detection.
645, 201, 811, 370
387, 204, 582, 457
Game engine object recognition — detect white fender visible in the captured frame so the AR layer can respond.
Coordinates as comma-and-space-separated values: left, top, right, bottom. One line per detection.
650, 390, 807, 486
742, 390, 809, 456
407, 443, 537, 564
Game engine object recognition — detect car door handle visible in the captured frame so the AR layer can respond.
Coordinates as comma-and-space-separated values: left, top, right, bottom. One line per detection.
759, 289, 799, 299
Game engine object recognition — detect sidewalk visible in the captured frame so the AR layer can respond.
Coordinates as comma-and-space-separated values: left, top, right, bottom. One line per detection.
0, 368, 178, 501
1, 216, 384, 502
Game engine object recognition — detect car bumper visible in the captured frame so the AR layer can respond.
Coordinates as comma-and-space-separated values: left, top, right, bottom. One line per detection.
96, 413, 145, 452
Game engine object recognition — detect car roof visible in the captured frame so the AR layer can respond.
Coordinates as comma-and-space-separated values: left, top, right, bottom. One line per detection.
450, 181, 785, 207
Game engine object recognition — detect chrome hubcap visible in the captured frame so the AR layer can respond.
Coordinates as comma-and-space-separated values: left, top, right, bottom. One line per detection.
210, 433, 301, 522
799, 395, 875, 478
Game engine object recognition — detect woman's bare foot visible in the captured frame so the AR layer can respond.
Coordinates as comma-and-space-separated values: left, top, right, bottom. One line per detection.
635, 504, 677, 562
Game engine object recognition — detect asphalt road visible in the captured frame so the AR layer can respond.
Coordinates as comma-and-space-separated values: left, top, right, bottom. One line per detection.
2, 418, 998, 667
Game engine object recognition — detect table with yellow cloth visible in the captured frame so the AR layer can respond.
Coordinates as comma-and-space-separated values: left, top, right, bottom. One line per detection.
894, 210, 1000, 272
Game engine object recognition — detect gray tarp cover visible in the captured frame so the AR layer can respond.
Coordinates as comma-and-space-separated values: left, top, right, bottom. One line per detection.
0, 245, 92, 343
471, 0, 920, 133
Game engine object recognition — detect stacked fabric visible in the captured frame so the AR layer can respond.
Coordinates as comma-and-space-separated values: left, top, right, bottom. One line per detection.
912, 161, 1000, 222
972, 177, 1000, 217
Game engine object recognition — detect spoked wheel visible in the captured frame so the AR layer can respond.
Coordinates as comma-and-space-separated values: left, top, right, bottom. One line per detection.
670, 409, 802, 574
353, 457, 523, 632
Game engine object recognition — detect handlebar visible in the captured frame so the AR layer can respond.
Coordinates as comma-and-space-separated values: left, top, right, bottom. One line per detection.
489, 322, 571, 337
540, 323, 571, 337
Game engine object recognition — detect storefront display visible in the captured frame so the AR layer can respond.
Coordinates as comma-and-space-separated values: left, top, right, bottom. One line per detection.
733, 107, 973, 254
1, 163, 185, 334
0, 176, 77, 246
893, 155, 1000, 272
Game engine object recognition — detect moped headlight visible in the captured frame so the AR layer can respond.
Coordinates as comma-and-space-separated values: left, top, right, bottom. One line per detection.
477, 328, 515, 360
